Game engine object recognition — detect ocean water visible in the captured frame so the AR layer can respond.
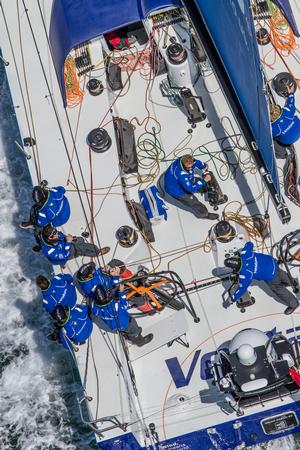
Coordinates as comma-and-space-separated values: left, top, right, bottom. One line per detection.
0, 55, 299, 450
249, 435, 300, 450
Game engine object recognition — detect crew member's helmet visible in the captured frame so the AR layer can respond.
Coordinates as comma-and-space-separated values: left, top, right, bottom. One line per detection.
51, 305, 69, 325
224, 256, 242, 273
32, 186, 48, 204
77, 262, 96, 280
108, 258, 126, 274
94, 285, 111, 307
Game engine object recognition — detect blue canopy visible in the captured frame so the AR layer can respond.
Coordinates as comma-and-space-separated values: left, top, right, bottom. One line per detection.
192, 0, 280, 193
49, 0, 181, 106
50, 0, 281, 204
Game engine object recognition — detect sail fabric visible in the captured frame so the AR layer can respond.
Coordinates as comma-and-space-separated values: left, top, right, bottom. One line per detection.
193, 0, 280, 192
49, 0, 181, 106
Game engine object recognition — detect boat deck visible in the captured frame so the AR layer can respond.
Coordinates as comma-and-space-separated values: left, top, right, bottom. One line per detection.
1, 1, 300, 448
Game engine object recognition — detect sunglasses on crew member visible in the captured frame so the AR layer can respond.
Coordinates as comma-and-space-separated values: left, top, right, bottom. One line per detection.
49, 230, 58, 239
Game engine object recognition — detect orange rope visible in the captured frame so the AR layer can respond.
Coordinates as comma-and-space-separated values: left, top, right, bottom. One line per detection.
64, 54, 85, 108
125, 279, 169, 310
260, 8, 300, 89
269, 8, 298, 56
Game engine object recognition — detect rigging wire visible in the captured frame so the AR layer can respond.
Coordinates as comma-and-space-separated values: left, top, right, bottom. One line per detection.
28, 3, 147, 431
10, 2, 286, 443
0, 0, 41, 183
65, 79, 86, 184
34, 0, 108, 267
89, 337, 101, 420
90, 312, 154, 444
133, 114, 258, 195
16, 0, 42, 183
86, 174, 120, 228
73, 295, 149, 434
258, 5, 300, 89
269, 5, 299, 56
97, 41, 154, 130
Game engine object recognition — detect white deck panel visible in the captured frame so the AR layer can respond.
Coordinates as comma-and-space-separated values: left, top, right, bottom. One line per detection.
129, 308, 189, 361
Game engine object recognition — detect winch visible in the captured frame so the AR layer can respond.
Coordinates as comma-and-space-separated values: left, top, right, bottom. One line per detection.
208, 220, 248, 268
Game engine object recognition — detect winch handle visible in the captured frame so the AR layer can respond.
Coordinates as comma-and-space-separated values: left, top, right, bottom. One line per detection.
223, 274, 238, 306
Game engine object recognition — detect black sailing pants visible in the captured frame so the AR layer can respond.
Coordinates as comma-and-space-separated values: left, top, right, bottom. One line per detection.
173, 193, 208, 218
267, 267, 298, 308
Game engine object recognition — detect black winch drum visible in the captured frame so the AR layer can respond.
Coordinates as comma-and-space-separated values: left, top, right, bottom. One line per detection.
166, 43, 187, 65
87, 128, 112, 153
87, 79, 104, 96
213, 220, 236, 243
256, 28, 271, 46
272, 72, 297, 97
116, 225, 138, 248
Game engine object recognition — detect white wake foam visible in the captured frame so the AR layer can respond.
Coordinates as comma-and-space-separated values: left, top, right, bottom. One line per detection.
249, 434, 298, 449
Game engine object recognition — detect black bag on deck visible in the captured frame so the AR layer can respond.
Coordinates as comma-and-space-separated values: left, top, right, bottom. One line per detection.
114, 118, 138, 174
105, 56, 123, 91
126, 200, 155, 243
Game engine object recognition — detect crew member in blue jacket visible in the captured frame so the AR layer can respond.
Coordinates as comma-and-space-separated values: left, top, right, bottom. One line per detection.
76, 261, 119, 299
40, 224, 109, 265
224, 241, 299, 315
163, 154, 219, 220
270, 84, 300, 158
36, 273, 77, 313
50, 305, 93, 350
20, 185, 71, 229
91, 285, 153, 347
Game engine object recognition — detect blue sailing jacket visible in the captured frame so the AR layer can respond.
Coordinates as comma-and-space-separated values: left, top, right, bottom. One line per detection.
272, 94, 300, 145
36, 186, 70, 228
59, 305, 93, 349
139, 185, 168, 221
41, 273, 77, 313
231, 242, 277, 302
164, 158, 207, 197
78, 267, 119, 299
40, 231, 72, 265
91, 292, 130, 331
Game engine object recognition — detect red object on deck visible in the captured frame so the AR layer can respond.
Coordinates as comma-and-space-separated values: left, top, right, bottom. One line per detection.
289, 368, 300, 386
120, 268, 133, 279
106, 31, 129, 49
136, 300, 155, 313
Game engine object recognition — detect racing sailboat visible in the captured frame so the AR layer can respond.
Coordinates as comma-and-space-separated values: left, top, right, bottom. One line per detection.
1, 0, 300, 448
